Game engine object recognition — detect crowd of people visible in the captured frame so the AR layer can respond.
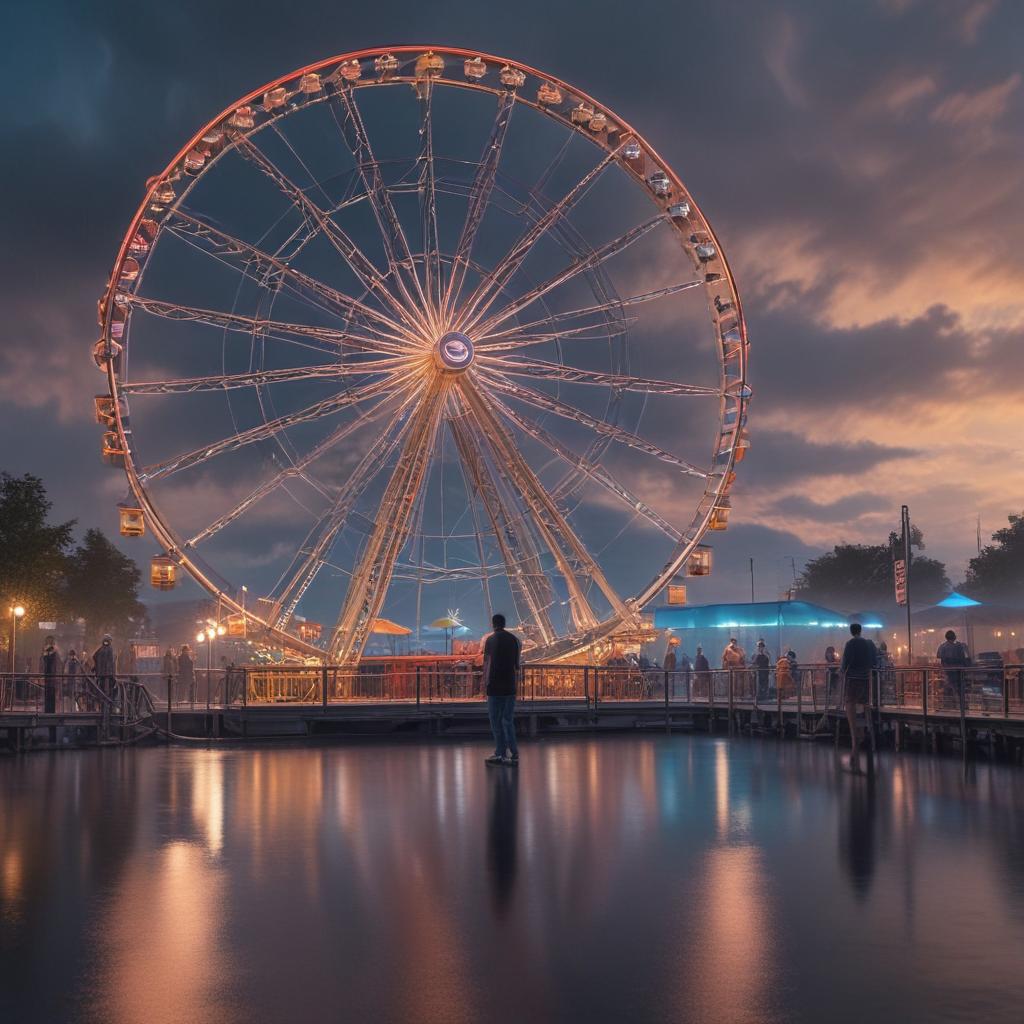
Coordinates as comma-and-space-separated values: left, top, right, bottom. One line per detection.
1, 636, 233, 711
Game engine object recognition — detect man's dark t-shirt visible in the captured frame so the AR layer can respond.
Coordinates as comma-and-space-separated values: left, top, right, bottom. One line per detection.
937, 640, 969, 666
484, 629, 520, 696
841, 636, 877, 679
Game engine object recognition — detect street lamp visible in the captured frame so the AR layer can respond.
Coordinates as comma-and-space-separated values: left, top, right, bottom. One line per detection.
8, 604, 25, 675
196, 623, 223, 706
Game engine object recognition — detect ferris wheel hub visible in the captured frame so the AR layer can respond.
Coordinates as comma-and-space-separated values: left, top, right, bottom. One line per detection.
433, 331, 475, 373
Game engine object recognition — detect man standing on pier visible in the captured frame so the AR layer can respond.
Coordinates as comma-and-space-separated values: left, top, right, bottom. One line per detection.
483, 614, 520, 766
841, 623, 877, 774
936, 630, 970, 707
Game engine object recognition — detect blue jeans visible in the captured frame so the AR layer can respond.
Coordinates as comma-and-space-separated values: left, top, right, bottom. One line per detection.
487, 694, 518, 758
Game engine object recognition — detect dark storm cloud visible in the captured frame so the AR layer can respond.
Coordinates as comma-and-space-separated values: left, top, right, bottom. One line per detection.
736, 431, 916, 487
1, 0, 1021, 598
766, 492, 882, 523
747, 303, 1024, 414
749, 304, 967, 411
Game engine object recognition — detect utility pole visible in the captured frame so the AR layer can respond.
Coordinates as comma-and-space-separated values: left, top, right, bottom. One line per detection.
902, 505, 913, 665
749, 558, 755, 603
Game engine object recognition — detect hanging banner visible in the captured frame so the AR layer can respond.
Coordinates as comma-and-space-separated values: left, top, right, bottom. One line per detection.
894, 559, 907, 606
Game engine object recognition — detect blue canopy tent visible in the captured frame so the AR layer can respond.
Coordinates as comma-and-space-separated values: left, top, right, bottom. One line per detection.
912, 592, 1024, 658
652, 600, 883, 664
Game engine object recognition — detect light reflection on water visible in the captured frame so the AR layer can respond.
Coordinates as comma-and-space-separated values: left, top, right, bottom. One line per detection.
2, 736, 1024, 1023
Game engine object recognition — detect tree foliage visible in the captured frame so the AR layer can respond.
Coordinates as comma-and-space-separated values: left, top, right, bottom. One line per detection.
795, 527, 949, 610
0, 473, 146, 650
0, 472, 75, 627
962, 513, 1024, 603
64, 528, 147, 646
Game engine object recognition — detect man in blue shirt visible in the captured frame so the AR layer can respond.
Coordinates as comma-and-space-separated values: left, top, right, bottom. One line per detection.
483, 614, 521, 766
840, 623, 877, 773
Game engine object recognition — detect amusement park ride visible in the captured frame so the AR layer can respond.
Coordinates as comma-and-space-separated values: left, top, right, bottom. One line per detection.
93, 47, 750, 665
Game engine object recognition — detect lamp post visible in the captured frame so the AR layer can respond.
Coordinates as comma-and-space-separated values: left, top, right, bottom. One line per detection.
197, 622, 227, 706
9, 604, 25, 675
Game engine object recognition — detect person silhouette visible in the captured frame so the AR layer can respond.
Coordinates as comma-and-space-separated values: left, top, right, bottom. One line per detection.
486, 765, 519, 918
838, 771, 877, 901
483, 613, 521, 766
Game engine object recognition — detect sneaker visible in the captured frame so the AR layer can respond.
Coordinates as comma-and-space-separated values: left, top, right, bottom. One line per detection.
505, 755, 519, 766
485, 755, 505, 766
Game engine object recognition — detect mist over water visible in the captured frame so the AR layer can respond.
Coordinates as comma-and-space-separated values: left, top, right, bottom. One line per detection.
2, 736, 1023, 1023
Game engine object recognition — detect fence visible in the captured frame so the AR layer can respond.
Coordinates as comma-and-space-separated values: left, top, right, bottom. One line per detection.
3, 663, 1022, 720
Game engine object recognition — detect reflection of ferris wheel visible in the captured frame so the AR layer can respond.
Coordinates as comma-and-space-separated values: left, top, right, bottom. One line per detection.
94, 46, 750, 663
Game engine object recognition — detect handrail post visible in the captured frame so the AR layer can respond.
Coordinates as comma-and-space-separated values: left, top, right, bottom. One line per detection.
416, 665, 421, 708
664, 669, 670, 734
796, 668, 803, 735
584, 666, 590, 709
921, 667, 928, 751
728, 669, 734, 736
167, 672, 173, 740
708, 670, 715, 733
776, 668, 783, 738
322, 666, 328, 710
1003, 666, 1010, 721
958, 667, 968, 771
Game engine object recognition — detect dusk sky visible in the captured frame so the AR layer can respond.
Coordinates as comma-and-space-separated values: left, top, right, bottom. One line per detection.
3, 0, 1022, 618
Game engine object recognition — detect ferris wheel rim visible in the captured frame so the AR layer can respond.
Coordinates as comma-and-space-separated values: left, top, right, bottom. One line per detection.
98, 45, 750, 662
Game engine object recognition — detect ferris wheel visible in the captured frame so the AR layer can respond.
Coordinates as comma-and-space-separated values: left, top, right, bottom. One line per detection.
94, 46, 750, 663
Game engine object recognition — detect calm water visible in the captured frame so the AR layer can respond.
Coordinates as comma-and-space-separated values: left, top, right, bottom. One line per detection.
2, 736, 1023, 1023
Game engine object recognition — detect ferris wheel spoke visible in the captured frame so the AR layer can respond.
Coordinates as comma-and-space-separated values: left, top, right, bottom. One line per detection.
164, 212, 420, 344
331, 84, 433, 326
417, 80, 443, 316
448, 409, 557, 645
441, 90, 516, 322
329, 384, 450, 663
231, 135, 430, 336
448, 422, 495, 625
486, 392, 683, 543
122, 358, 407, 395
124, 295, 415, 356
477, 318, 637, 352
480, 357, 720, 396
476, 280, 705, 345
483, 374, 709, 479
454, 148, 622, 334
186, 388, 408, 547
461, 380, 628, 631
469, 214, 667, 338
141, 370, 417, 483
266, 385, 428, 629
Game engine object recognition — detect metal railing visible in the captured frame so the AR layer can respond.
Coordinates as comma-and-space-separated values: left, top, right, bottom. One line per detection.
3, 663, 1022, 721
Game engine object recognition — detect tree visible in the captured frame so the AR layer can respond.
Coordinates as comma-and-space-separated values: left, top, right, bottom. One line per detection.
64, 529, 147, 646
795, 528, 949, 610
0, 472, 75, 635
962, 513, 1024, 603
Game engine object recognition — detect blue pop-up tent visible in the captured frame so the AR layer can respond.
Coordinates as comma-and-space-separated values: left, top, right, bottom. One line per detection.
652, 600, 883, 661
654, 600, 881, 631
